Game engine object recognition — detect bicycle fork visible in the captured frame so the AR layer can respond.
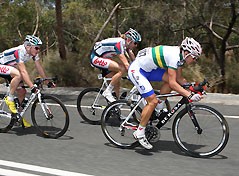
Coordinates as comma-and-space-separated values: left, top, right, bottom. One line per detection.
38, 94, 53, 120
186, 104, 202, 134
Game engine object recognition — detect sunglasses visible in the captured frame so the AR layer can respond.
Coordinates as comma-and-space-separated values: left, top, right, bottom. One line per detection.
34, 47, 40, 50
134, 42, 139, 45
191, 54, 198, 61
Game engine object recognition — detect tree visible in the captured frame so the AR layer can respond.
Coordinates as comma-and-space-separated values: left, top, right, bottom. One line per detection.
202, 1, 239, 92
55, 0, 66, 60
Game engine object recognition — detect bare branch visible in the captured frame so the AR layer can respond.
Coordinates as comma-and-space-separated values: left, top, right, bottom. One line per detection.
17, 22, 24, 39
119, 0, 141, 10
208, 16, 223, 40
90, 2, 121, 52
226, 45, 239, 50
63, 30, 80, 40
33, 0, 40, 35
209, 22, 239, 35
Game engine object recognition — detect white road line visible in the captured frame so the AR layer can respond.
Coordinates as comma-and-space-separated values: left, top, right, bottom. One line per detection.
64, 104, 77, 108
0, 160, 93, 176
67, 104, 239, 119
0, 168, 40, 176
224, 115, 239, 119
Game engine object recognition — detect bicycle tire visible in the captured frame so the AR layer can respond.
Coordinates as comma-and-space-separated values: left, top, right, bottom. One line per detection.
101, 100, 141, 149
31, 94, 70, 139
77, 87, 108, 125
172, 104, 229, 158
0, 94, 14, 133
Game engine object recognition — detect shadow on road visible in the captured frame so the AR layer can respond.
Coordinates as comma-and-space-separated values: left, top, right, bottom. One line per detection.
104, 139, 228, 159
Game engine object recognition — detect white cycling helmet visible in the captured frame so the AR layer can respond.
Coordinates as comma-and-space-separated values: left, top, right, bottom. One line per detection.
125, 28, 142, 43
25, 35, 42, 46
181, 37, 202, 58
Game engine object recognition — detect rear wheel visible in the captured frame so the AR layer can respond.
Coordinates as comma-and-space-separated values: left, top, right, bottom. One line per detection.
0, 95, 14, 133
101, 100, 141, 149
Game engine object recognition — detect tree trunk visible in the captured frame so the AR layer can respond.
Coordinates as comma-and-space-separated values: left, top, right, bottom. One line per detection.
55, 0, 66, 60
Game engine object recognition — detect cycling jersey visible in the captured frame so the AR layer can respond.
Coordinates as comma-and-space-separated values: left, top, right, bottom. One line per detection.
0, 44, 40, 66
0, 44, 40, 77
90, 37, 126, 69
134, 46, 183, 72
128, 45, 183, 98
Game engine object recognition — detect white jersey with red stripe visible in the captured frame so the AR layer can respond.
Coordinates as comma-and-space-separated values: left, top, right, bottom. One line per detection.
93, 37, 126, 58
0, 44, 40, 66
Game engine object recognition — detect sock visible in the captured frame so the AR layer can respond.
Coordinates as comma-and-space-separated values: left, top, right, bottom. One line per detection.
105, 84, 114, 93
136, 124, 146, 138
8, 94, 14, 101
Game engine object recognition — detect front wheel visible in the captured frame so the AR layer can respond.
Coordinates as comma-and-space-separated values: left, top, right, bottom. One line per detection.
77, 88, 108, 125
31, 95, 70, 138
172, 104, 229, 158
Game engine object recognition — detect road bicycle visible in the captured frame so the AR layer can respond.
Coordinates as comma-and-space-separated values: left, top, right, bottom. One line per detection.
101, 79, 229, 158
0, 77, 69, 139
77, 74, 171, 125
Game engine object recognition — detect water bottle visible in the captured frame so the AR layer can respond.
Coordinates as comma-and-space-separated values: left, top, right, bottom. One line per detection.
155, 99, 164, 113
156, 108, 168, 129
14, 97, 20, 109
21, 97, 29, 109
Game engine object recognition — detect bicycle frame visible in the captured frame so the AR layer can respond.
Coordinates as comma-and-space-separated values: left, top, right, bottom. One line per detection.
91, 75, 111, 108
92, 74, 139, 108
18, 92, 40, 118
120, 92, 196, 129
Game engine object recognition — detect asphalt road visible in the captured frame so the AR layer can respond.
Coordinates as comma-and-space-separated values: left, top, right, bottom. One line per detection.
0, 90, 239, 176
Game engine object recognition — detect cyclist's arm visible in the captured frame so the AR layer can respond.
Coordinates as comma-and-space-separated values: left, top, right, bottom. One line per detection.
118, 53, 130, 70
176, 67, 187, 85
35, 59, 47, 78
17, 62, 34, 88
168, 68, 191, 97
34, 59, 51, 85
126, 49, 135, 61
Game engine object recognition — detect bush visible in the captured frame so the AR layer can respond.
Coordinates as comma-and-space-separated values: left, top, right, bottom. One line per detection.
43, 51, 100, 87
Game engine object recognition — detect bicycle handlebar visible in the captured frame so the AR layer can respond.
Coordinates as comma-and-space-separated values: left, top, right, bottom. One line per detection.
182, 79, 210, 95
33, 76, 58, 87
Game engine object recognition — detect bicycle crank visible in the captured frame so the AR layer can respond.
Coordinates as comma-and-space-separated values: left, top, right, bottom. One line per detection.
145, 125, 161, 143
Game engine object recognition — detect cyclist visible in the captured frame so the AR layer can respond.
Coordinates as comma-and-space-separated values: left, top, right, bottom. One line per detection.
128, 37, 203, 149
90, 28, 141, 102
0, 35, 54, 127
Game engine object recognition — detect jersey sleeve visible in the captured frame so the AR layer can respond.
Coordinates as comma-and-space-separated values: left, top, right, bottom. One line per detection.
114, 40, 125, 54
167, 59, 178, 70
14, 50, 21, 63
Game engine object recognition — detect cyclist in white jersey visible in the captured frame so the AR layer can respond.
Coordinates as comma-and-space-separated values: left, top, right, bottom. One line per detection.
90, 28, 141, 102
0, 35, 54, 121
128, 37, 203, 149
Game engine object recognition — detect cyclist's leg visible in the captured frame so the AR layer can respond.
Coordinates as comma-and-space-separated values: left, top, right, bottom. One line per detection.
16, 83, 31, 127
0, 65, 21, 113
128, 63, 157, 149
91, 55, 114, 101
147, 68, 170, 106
129, 67, 166, 126
16, 81, 27, 105
105, 61, 126, 99
91, 55, 124, 101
